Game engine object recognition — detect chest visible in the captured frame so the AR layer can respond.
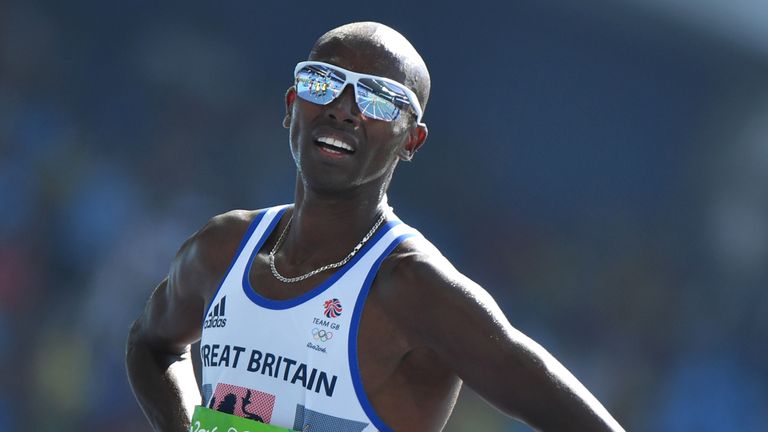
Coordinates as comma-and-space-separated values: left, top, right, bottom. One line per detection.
241, 251, 412, 390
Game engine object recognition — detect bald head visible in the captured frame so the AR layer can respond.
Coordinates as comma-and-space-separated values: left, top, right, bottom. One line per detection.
308, 22, 431, 114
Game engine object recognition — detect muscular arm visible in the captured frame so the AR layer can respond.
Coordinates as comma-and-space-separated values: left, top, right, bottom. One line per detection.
126, 277, 203, 432
125, 211, 253, 431
397, 241, 624, 431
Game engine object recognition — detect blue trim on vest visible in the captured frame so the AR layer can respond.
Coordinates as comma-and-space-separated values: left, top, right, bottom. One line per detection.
201, 209, 270, 328
242, 217, 404, 310
348, 231, 417, 432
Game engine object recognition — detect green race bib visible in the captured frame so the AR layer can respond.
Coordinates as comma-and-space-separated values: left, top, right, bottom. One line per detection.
190, 405, 296, 432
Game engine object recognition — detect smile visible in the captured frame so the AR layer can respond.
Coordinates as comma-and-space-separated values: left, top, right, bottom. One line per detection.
315, 136, 355, 155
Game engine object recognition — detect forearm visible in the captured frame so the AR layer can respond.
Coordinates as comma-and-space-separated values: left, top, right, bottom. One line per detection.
501, 340, 624, 432
126, 321, 201, 432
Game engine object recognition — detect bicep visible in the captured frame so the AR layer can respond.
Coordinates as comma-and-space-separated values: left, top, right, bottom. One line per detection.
390, 244, 622, 430
134, 211, 251, 354
424, 277, 543, 383
422, 277, 619, 430
419, 274, 565, 419
138, 275, 206, 354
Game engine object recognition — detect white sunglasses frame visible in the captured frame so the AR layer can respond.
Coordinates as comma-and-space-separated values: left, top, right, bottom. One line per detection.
293, 61, 424, 123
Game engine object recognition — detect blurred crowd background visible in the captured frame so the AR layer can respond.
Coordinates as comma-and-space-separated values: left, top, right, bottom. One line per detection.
2, 0, 767, 431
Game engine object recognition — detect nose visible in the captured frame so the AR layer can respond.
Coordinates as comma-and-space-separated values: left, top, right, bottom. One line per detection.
326, 84, 361, 125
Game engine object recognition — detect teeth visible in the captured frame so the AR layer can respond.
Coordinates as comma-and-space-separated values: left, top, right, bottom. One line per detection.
317, 136, 353, 152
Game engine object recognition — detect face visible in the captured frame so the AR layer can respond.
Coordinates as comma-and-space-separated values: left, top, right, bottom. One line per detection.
284, 36, 427, 195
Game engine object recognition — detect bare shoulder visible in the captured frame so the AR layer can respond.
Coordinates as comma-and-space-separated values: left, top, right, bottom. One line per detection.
188, 209, 259, 259
171, 208, 264, 300
379, 234, 492, 298
375, 234, 501, 333
135, 209, 269, 350
179, 210, 259, 270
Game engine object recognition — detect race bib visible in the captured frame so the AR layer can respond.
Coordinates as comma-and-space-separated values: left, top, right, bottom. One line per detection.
190, 405, 296, 432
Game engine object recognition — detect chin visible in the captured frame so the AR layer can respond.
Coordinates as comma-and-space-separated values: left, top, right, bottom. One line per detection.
298, 168, 356, 195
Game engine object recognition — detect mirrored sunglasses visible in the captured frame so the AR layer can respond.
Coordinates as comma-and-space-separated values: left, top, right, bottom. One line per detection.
294, 61, 423, 123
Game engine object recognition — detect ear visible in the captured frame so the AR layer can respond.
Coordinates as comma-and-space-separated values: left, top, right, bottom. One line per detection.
284, 86, 297, 128
398, 122, 428, 161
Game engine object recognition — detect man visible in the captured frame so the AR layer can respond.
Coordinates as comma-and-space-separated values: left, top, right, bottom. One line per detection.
126, 22, 624, 432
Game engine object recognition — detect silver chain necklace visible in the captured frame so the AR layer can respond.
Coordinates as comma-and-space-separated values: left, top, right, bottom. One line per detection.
268, 211, 388, 283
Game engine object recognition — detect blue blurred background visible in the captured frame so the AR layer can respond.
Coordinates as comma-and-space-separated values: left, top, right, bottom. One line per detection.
2, 0, 767, 430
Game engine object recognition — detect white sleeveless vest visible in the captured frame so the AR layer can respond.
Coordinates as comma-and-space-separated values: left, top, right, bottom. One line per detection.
200, 205, 418, 432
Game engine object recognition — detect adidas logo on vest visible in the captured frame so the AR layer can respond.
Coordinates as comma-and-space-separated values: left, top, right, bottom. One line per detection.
204, 296, 227, 329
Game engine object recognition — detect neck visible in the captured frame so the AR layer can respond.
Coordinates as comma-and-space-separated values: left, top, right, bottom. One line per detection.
281, 177, 391, 267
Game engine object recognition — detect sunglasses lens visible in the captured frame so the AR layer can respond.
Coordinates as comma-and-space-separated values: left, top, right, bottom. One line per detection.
295, 64, 346, 105
356, 78, 409, 121
295, 62, 414, 122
